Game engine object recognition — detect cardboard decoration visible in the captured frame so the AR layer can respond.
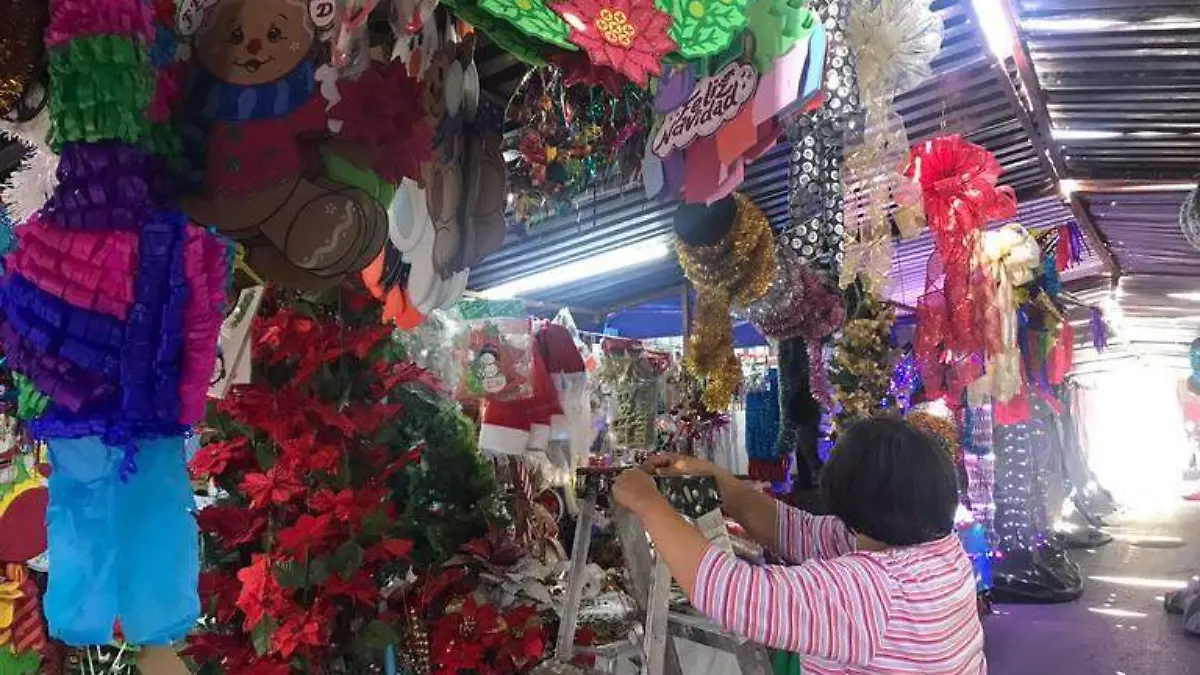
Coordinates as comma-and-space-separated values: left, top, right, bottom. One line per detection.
421, 33, 507, 276
179, 0, 389, 290
0, 445, 48, 564
208, 286, 265, 399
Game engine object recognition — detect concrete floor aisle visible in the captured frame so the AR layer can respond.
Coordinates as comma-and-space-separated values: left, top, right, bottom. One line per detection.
985, 503, 1200, 675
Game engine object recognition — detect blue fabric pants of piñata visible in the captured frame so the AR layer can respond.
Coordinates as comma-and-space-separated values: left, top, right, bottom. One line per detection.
44, 436, 198, 646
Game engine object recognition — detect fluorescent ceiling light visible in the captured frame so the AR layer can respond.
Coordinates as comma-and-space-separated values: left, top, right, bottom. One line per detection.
972, 0, 1015, 59
1053, 129, 1123, 140
479, 238, 672, 299
1059, 178, 1080, 198
1169, 292, 1200, 302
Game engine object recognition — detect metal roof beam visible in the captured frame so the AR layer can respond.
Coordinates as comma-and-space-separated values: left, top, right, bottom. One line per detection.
970, 0, 1123, 280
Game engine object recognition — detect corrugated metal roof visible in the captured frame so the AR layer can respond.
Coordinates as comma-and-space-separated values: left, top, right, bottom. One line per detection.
1017, 0, 1200, 181
1080, 190, 1200, 276
471, 0, 1061, 310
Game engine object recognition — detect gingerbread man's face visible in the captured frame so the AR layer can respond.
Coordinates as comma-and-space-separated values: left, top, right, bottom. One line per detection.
196, 0, 315, 86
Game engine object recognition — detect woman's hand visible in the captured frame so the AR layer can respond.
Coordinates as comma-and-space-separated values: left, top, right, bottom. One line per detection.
614, 468, 666, 516
642, 453, 725, 478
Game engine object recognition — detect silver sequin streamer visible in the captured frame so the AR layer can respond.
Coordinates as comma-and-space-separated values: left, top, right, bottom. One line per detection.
782, 0, 863, 277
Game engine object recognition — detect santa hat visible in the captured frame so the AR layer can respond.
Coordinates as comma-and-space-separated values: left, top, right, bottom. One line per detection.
480, 340, 560, 455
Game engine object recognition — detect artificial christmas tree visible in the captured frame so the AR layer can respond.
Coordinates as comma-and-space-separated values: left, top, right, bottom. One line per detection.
185, 288, 540, 675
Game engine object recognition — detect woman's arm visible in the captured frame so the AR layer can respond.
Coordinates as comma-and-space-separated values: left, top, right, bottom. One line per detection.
643, 454, 854, 562
689, 547, 891, 664
615, 469, 887, 664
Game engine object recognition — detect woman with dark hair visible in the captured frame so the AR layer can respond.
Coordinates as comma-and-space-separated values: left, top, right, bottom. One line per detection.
614, 416, 985, 674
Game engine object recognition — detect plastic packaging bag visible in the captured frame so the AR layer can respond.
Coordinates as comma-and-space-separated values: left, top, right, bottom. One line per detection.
452, 299, 533, 402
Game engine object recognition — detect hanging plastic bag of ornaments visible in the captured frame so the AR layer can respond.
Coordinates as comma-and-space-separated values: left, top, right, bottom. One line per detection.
596, 341, 660, 451
397, 307, 466, 388
452, 299, 534, 401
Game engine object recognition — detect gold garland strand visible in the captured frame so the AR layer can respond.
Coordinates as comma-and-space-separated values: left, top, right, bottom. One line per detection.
676, 194, 774, 411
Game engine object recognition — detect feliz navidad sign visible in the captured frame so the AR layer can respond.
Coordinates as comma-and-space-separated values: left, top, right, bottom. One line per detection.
651, 62, 758, 159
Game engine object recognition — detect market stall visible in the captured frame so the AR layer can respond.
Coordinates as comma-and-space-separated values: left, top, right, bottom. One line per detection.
1, 0, 1191, 673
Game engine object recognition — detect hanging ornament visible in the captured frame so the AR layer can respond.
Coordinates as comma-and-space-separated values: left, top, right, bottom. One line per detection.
830, 291, 895, 432
975, 224, 1041, 403
902, 134, 1017, 372
440, 0, 550, 65
0, 0, 48, 119
549, 0, 677, 86
479, 0, 576, 49
841, 0, 942, 294
503, 67, 651, 228
659, 0, 749, 60
906, 407, 961, 463
0, 111, 58, 225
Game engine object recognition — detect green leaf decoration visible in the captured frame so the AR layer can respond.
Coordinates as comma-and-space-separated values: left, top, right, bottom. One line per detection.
746, 0, 816, 73
0, 645, 42, 675
251, 616, 279, 656
274, 560, 308, 589
659, 0, 750, 60
331, 540, 365, 579
442, 0, 554, 66
479, 0, 576, 50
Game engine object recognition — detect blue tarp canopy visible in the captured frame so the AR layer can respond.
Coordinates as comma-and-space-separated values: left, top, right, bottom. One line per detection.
599, 297, 768, 347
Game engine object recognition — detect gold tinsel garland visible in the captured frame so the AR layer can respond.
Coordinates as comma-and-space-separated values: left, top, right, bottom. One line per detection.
831, 293, 896, 431
676, 194, 774, 411
906, 410, 961, 463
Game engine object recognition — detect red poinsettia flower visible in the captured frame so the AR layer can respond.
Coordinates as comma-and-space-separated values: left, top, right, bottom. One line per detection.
496, 605, 547, 669
181, 632, 250, 665
196, 506, 267, 547
275, 513, 337, 557
199, 570, 242, 623
321, 570, 378, 607
331, 59, 434, 183
235, 554, 287, 629
189, 437, 251, 479
547, 50, 631, 97
365, 537, 414, 565
345, 401, 402, 436
271, 606, 329, 658
240, 465, 305, 509
550, 0, 677, 86
430, 596, 505, 675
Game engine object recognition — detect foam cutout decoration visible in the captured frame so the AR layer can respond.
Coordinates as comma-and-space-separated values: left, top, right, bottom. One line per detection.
658, 0, 749, 60
745, 0, 815, 73
440, 0, 549, 65
551, 0, 677, 86
479, 0, 576, 50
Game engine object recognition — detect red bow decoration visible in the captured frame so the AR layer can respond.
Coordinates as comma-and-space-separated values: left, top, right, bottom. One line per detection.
905, 136, 1015, 401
